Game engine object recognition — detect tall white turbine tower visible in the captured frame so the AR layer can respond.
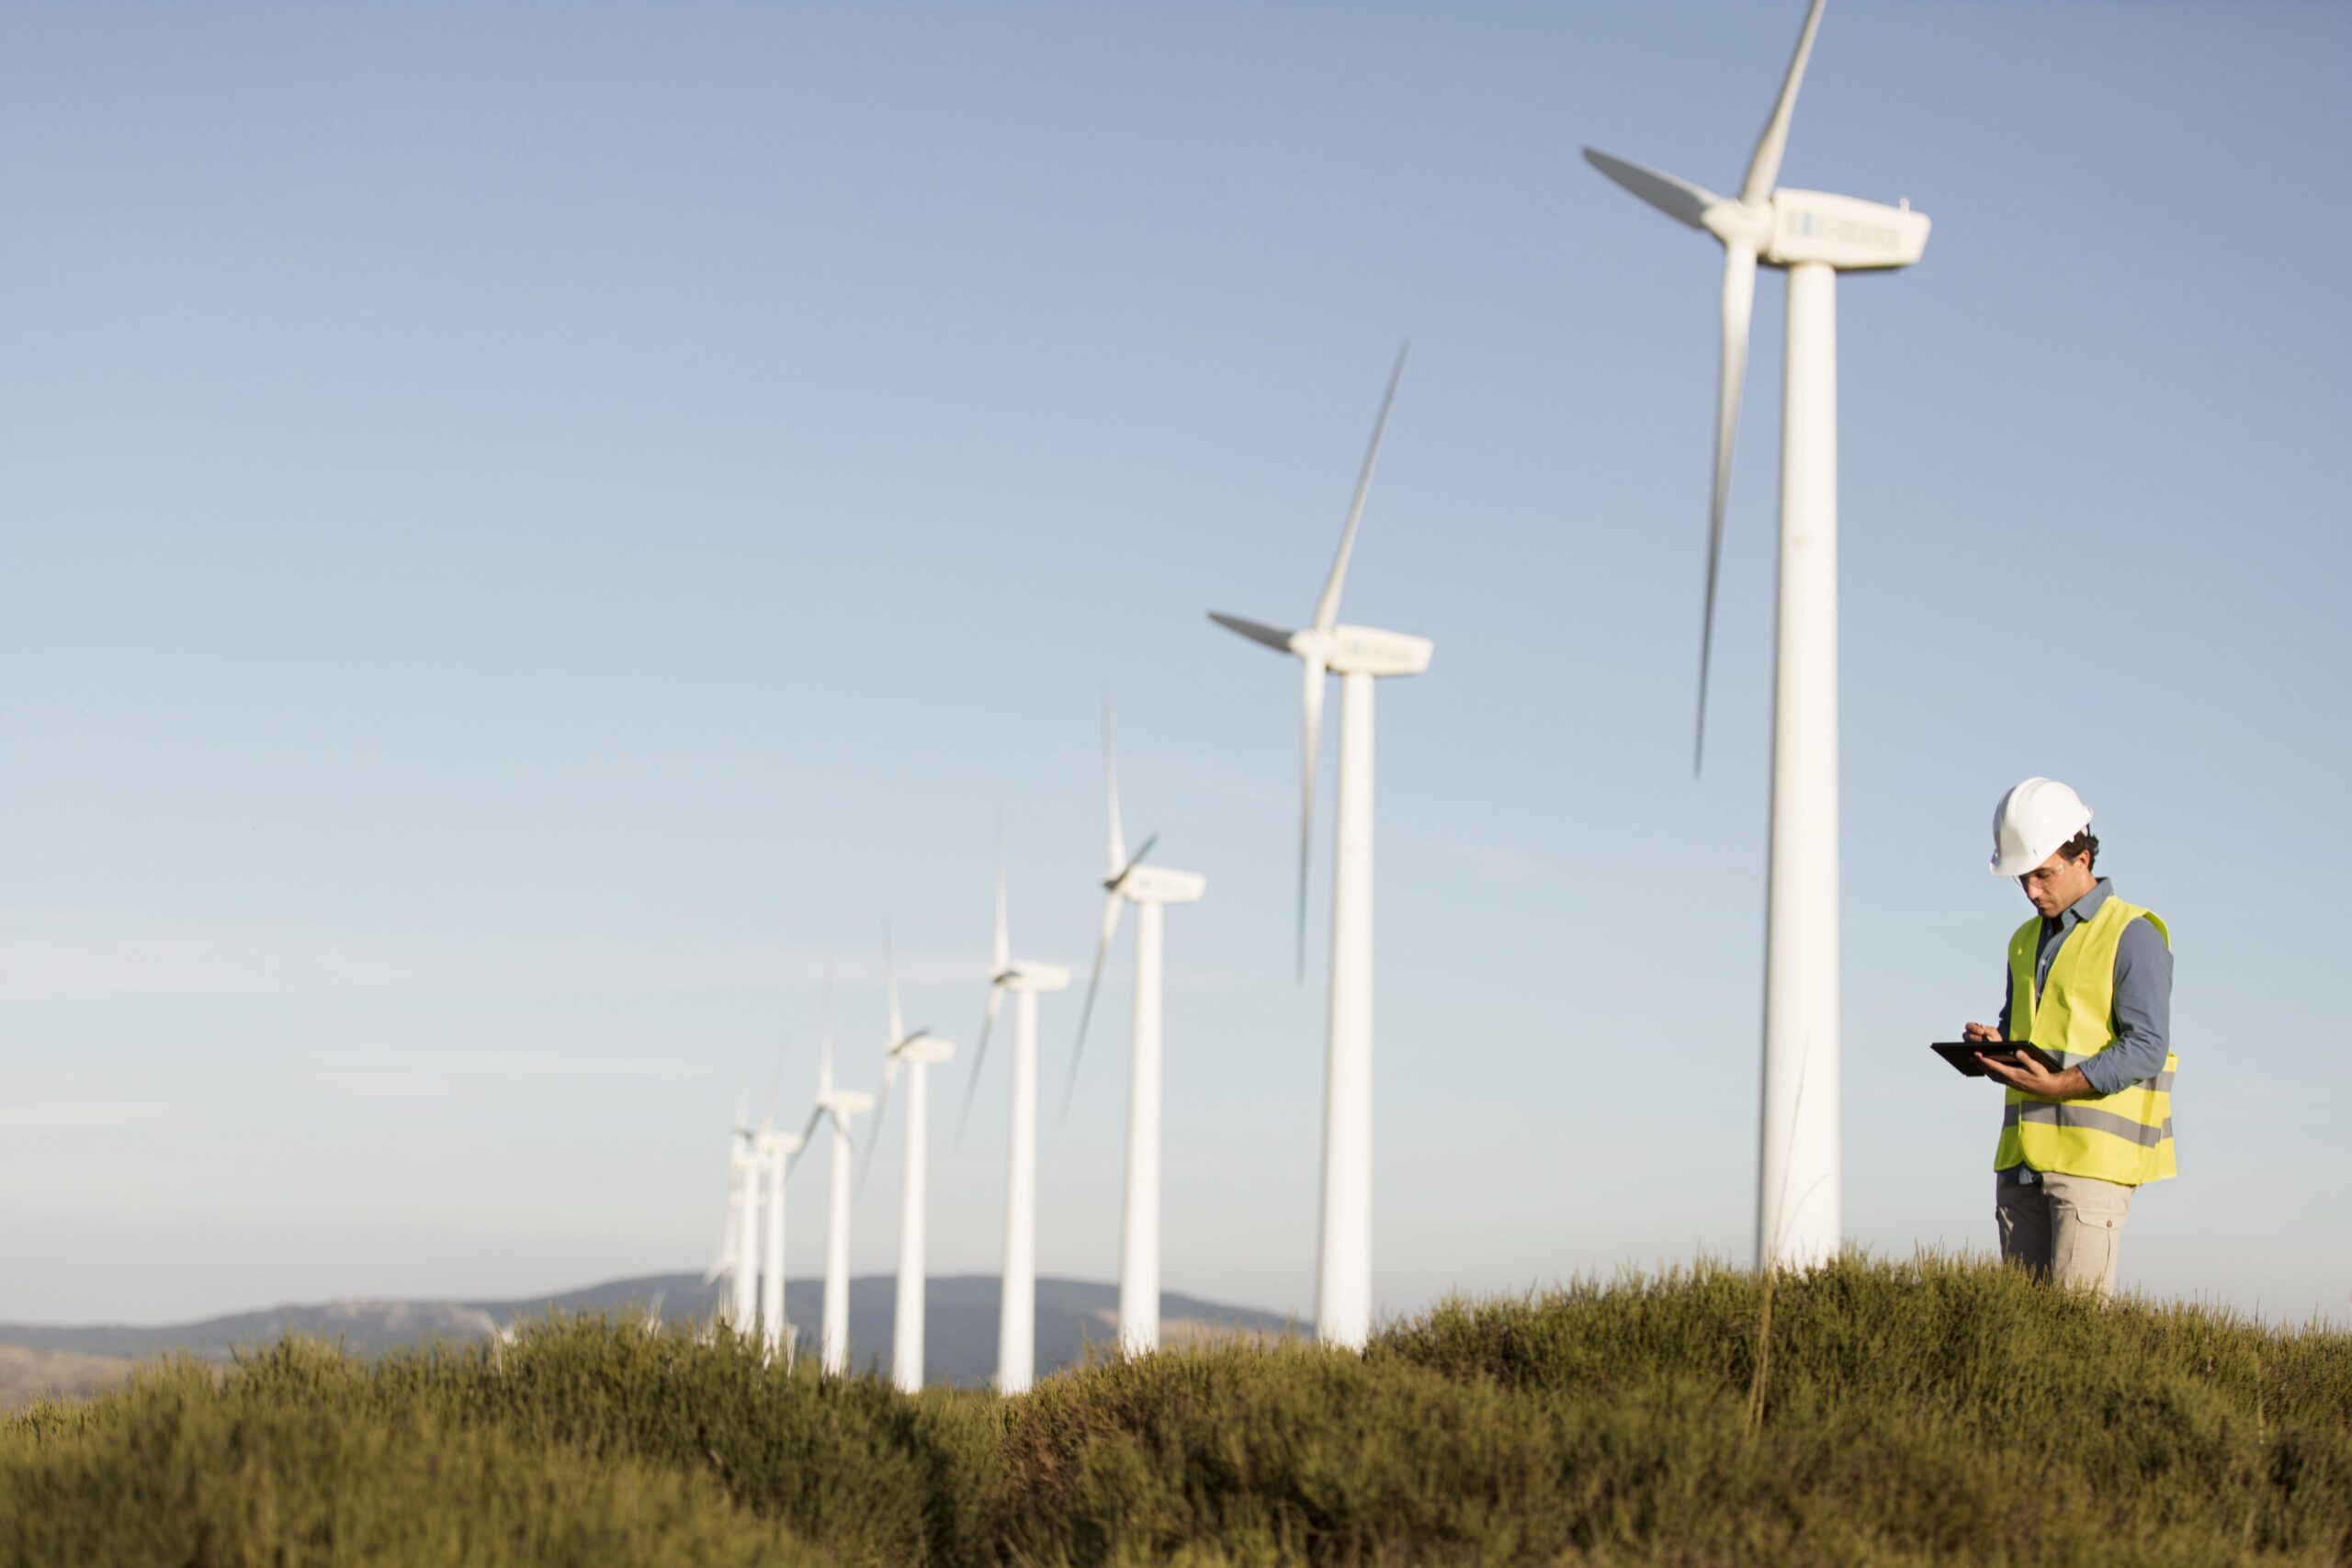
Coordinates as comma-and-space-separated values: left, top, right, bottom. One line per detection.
858, 925, 956, 1393
705, 1105, 762, 1333
752, 1118, 804, 1360
750, 1010, 810, 1362
956, 828, 1069, 1393
1065, 703, 1204, 1359
791, 994, 873, 1375
1209, 344, 1430, 1351
1584, 0, 1928, 1269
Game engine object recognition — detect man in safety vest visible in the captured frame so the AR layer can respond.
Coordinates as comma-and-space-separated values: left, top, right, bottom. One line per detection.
1962, 777, 2175, 1297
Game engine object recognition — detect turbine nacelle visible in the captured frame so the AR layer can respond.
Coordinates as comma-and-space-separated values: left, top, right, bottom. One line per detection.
1767, 187, 1929, 270
994, 960, 1070, 995
1213, 616, 1434, 679
1313, 623, 1435, 678
817, 1089, 875, 1121
1114, 863, 1206, 906
890, 1033, 956, 1066
752, 1128, 806, 1160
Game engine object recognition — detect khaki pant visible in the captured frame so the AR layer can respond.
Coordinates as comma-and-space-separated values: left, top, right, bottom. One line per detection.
1995, 1170, 2132, 1296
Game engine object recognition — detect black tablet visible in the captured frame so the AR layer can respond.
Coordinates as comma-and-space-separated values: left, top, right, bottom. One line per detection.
1931, 1041, 2063, 1077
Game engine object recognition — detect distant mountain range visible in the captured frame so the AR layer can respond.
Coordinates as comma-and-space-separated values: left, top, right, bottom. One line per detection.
0, 1275, 1296, 1404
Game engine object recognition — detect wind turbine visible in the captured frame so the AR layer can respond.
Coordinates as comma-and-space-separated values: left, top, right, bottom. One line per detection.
955, 825, 1069, 1393
1209, 344, 1430, 1351
857, 924, 956, 1393
1583, 0, 1928, 1270
1065, 702, 1204, 1358
750, 1014, 809, 1363
789, 984, 873, 1375
703, 1094, 763, 1334
751, 1119, 804, 1360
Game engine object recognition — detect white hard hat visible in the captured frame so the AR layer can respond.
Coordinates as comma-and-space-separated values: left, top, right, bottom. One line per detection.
1990, 777, 2093, 877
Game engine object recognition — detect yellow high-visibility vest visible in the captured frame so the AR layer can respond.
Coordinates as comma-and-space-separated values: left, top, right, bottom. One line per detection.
1995, 897, 2176, 1187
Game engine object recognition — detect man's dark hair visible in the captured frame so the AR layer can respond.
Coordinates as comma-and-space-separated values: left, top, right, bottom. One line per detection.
2060, 829, 2098, 870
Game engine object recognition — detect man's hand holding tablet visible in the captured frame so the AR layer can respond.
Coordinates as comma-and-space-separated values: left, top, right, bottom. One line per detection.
1931, 1027, 2065, 1080
1939, 1021, 2082, 1096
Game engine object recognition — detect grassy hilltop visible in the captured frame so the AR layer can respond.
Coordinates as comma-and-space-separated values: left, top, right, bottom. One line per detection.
5, 1257, 2346, 1566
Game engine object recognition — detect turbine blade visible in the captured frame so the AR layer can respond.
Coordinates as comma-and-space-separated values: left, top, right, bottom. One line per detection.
1296, 655, 1326, 981
1312, 343, 1408, 636
1114, 832, 1159, 887
1062, 890, 1125, 1121
759, 1024, 789, 1132
956, 982, 1006, 1146
856, 1059, 895, 1198
819, 965, 836, 1099
1698, 240, 1758, 775
884, 919, 904, 1054
1208, 612, 1298, 653
1582, 149, 1721, 230
992, 818, 1011, 973
1102, 696, 1126, 875
785, 1107, 823, 1178
1741, 0, 1826, 206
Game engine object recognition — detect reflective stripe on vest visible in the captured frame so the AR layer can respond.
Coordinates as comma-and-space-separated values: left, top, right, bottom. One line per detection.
1993, 897, 2177, 1187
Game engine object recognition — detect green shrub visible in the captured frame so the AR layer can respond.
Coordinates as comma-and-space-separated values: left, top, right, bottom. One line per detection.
362, 1319, 1001, 1564
1, 1346, 814, 1567
6, 1258, 2347, 1566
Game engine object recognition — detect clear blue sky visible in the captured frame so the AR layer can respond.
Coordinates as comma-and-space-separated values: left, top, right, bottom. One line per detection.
4, 2, 2346, 1328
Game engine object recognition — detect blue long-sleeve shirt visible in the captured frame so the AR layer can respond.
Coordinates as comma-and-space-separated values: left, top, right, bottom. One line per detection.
1996, 877, 2173, 1097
